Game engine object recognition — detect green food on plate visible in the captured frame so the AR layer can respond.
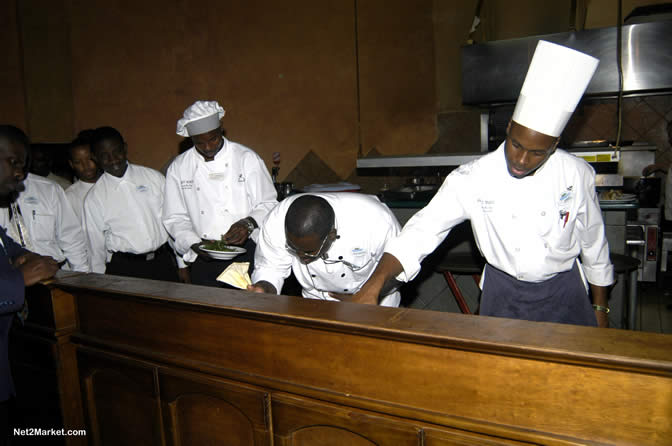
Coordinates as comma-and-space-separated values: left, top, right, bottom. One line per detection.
202, 239, 235, 252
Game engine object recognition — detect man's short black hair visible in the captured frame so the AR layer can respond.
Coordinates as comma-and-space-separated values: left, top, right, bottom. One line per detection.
69, 129, 96, 160
285, 195, 335, 239
91, 126, 124, 153
0, 125, 30, 151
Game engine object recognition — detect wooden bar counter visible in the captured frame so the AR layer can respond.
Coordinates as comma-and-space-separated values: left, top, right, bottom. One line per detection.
12, 272, 672, 445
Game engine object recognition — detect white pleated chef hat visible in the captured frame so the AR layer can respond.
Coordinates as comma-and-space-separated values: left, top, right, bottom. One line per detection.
176, 100, 225, 137
512, 40, 599, 137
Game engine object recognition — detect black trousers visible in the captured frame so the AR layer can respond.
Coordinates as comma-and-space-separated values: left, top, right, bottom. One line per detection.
106, 243, 179, 282
190, 239, 256, 288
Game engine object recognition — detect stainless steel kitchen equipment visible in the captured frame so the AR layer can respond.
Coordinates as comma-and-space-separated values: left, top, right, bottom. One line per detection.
462, 20, 672, 105
628, 208, 662, 282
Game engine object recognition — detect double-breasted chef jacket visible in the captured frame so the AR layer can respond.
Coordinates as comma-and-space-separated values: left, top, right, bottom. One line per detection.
386, 143, 614, 293
253, 192, 401, 307
163, 137, 277, 263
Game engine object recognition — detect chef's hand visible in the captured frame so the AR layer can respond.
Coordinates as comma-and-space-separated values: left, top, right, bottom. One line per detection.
247, 281, 277, 294
223, 221, 251, 246
177, 267, 191, 284
18, 254, 59, 286
328, 290, 378, 305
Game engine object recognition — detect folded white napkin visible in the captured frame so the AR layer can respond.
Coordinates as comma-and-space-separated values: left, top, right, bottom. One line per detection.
216, 262, 252, 289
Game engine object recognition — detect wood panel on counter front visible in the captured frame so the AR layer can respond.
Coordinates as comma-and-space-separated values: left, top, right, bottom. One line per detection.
18, 272, 672, 445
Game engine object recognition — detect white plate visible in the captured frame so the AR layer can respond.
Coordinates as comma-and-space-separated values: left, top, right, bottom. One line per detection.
199, 245, 246, 260
599, 193, 637, 202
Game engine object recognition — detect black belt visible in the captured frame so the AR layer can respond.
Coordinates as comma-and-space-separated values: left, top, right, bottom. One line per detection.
113, 243, 170, 261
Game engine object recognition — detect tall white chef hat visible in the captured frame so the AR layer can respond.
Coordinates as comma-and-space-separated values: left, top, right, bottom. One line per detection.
176, 100, 225, 137
512, 40, 599, 137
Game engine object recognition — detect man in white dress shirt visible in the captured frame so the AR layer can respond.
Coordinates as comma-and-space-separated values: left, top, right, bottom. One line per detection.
65, 130, 100, 221
0, 172, 89, 272
164, 100, 277, 287
83, 127, 178, 281
353, 41, 614, 327
248, 193, 401, 306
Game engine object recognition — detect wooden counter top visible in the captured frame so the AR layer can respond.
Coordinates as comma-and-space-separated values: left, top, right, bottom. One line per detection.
53, 272, 672, 373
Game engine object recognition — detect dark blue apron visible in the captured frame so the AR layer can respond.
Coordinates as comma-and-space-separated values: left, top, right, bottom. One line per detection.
480, 261, 597, 326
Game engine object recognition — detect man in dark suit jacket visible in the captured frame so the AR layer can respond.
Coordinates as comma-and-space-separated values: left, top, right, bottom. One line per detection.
0, 125, 59, 445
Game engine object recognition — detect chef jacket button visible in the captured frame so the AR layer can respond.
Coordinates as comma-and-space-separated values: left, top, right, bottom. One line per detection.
311, 274, 316, 278
200, 211, 204, 214
340, 273, 345, 277
338, 256, 343, 260
196, 187, 200, 191
225, 163, 228, 167
541, 211, 546, 216
544, 243, 548, 248
203, 234, 207, 238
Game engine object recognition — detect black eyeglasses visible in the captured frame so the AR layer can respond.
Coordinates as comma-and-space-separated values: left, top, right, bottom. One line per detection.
286, 229, 333, 260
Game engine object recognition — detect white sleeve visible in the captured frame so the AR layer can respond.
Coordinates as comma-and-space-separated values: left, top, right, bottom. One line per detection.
162, 162, 202, 257
55, 186, 90, 272
385, 173, 469, 282
243, 152, 278, 230
83, 190, 108, 274
251, 206, 292, 294
577, 171, 614, 286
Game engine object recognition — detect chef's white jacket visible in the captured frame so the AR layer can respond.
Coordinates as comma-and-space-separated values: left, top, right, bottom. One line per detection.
386, 144, 614, 288
163, 138, 277, 263
65, 180, 95, 222
83, 163, 169, 273
253, 192, 401, 306
0, 174, 89, 272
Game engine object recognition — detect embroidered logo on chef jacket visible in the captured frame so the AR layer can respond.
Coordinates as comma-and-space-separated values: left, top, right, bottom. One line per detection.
477, 198, 494, 213
136, 185, 148, 193
559, 186, 573, 203
24, 196, 39, 205
180, 180, 193, 190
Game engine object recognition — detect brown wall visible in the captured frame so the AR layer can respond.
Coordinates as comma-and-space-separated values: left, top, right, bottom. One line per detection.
0, 0, 26, 130
2, 0, 436, 187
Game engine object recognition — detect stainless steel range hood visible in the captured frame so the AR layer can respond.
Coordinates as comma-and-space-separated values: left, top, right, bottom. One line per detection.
461, 20, 672, 105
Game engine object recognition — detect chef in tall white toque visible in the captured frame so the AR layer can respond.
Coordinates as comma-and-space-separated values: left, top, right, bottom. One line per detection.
163, 100, 277, 287
350, 40, 614, 327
